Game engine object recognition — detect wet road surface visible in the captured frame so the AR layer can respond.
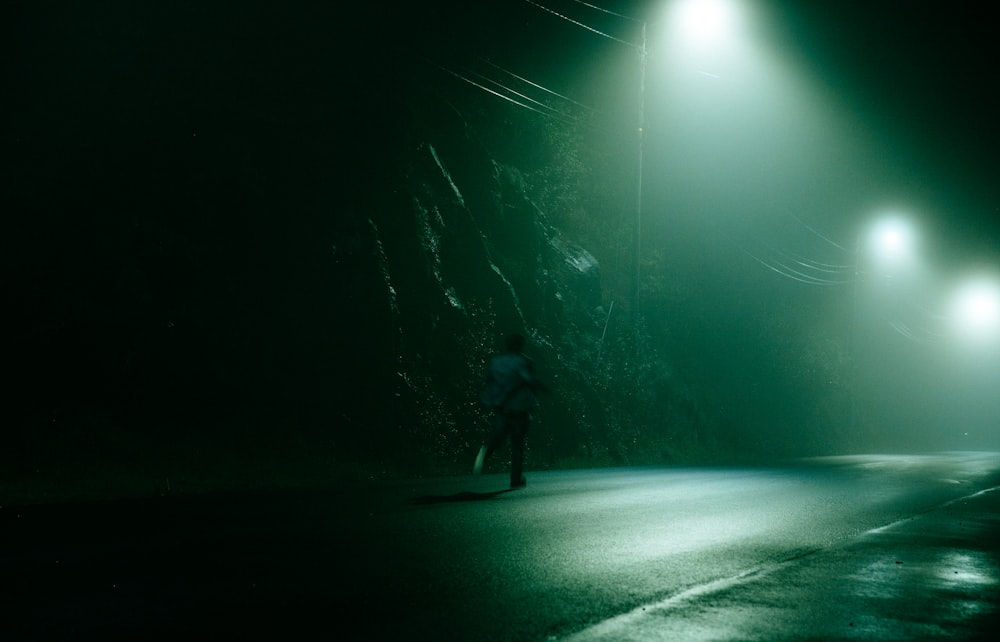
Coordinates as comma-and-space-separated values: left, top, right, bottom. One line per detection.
4, 452, 1000, 640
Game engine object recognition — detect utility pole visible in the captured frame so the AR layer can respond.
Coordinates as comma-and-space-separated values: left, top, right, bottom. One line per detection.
850, 234, 860, 433
635, 21, 647, 318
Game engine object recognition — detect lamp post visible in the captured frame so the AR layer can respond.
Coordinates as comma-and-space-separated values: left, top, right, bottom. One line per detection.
634, 20, 647, 317
633, 0, 743, 317
850, 213, 919, 429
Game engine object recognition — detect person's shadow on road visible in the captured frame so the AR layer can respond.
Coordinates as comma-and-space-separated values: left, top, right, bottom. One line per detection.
409, 489, 518, 505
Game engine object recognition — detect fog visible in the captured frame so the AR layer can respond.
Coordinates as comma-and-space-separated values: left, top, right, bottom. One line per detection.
557, 0, 1000, 453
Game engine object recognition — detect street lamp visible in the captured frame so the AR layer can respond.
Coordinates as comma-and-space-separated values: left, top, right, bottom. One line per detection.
865, 215, 919, 272
850, 212, 920, 428
634, 0, 748, 315
949, 274, 1000, 346
852, 212, 921, 342
668, 0, 741, 49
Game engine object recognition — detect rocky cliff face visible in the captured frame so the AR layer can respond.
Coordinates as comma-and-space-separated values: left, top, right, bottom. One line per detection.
333, 91, 632, 475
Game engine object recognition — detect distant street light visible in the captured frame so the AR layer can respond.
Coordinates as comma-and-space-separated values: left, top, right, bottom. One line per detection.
861, 213, 919, 274
852, 213, 920, 328
949, 274, 1000, 345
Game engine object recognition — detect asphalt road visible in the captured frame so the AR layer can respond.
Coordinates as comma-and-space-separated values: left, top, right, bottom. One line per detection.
4, 452, 1000, 641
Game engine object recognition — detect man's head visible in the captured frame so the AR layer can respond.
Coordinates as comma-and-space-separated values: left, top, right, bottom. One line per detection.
505, 333, 526, 353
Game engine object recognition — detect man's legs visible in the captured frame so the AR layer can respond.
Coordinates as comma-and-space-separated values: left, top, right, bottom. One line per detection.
508, 412, 528, 487
474, 411, 510, 474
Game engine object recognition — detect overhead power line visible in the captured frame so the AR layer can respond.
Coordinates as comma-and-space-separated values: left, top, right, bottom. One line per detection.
465, 67, 565, 116
433, 63, 581, 126
478, 57, 600, 114
520, 0, 638, 47
565, 0, 642, 21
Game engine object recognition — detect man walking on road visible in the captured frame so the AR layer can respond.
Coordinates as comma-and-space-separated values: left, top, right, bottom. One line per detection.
474, 333, 544, 488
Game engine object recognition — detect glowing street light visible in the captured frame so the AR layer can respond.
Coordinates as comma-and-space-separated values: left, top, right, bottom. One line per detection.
861, 213, 919, 272
667, 0, 742, 49
949, 274, 1000, 345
